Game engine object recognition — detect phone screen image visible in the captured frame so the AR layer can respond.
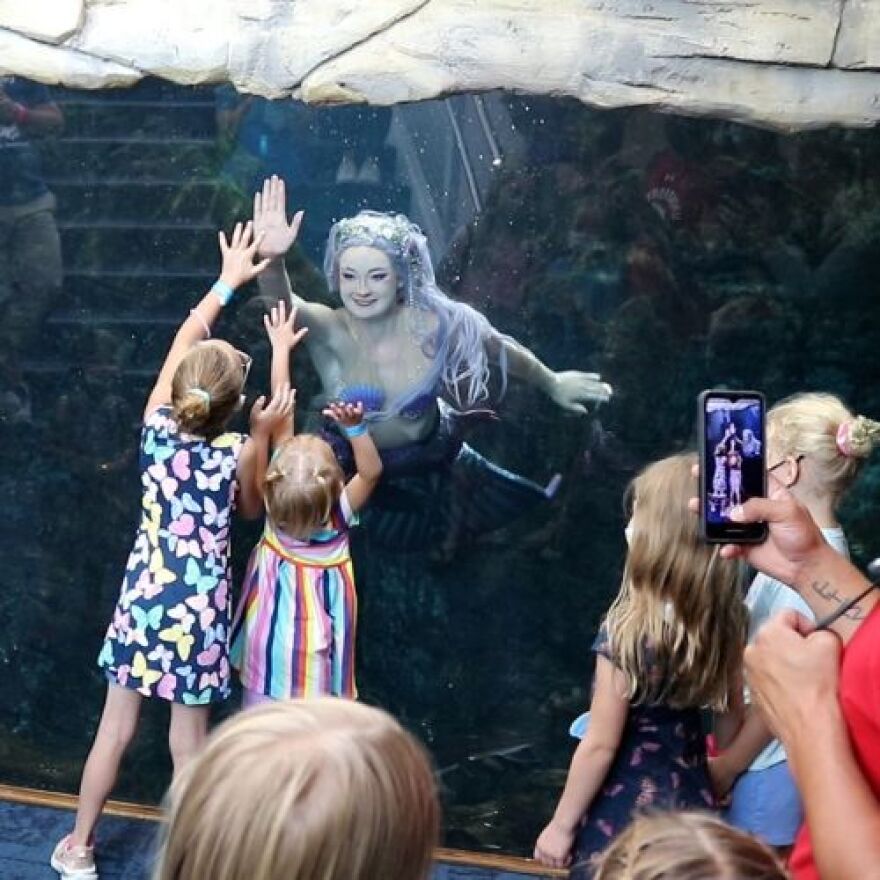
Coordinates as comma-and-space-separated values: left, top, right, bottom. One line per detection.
701, 391, 766, 543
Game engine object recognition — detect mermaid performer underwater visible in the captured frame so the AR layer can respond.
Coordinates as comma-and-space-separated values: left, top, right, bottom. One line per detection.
253, 176, 612, 548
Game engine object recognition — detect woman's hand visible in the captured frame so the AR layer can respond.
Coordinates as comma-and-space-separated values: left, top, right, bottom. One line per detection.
264, 299, 309, 351
323, 400, 365, 429
253, 175, 303, 260
548, 370, 613, 414
744, 610, 841, 745
249, 383, 296, 439
534, 819, 575, 869
218, 220, 271, 290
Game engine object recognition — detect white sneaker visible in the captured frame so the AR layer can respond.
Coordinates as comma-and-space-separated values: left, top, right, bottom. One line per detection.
50, 835, 98, 879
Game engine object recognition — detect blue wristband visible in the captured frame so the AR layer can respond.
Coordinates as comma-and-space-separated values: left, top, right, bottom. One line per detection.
342, 423, 368, 439
211, 279, 235, 306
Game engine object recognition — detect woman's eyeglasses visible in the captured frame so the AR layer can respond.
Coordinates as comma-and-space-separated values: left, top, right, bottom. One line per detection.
768, 453, 804, 473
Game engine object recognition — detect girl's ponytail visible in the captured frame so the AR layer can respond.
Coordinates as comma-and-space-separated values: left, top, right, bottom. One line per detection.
171, 343, 244, 436
176, 387, 212, 434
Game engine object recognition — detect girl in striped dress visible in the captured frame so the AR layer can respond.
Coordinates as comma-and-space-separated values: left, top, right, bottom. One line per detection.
230, 300, 382, 704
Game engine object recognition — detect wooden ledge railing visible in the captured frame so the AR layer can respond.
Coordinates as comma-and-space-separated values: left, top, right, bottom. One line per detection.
0, 783, 565, 877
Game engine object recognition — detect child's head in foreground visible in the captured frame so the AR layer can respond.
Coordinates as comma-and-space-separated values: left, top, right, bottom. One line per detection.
153, 699, 440, 880
593, 811, 787, 880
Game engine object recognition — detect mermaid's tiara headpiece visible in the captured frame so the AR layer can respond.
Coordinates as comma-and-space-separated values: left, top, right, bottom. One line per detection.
334, 212, 413, 253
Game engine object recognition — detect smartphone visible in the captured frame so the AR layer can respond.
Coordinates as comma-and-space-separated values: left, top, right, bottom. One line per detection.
698, 389, 767, 544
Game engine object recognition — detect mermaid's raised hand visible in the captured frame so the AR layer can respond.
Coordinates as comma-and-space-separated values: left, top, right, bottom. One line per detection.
253, 175, 303, 260
548, 370, 613, 414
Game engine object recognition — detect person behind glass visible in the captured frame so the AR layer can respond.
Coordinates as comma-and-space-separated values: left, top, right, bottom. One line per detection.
251, 176, 611, 545
727, 447, 743, 508
0, 75, 63, 424
709, 393, 880, 859
51, 222, 295, 880
152, 698, 439, 880
230, 299, 382, 706
721, 421, 741, 455
689, 464, 880, 880
711, 440, 728, 514
592, 811, 787, 880
534, 453, 747, 875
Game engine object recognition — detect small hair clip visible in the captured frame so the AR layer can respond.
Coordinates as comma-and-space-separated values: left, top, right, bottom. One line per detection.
189, 387, 211, 405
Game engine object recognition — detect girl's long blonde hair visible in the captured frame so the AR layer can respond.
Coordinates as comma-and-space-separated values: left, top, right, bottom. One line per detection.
594, 811, 787, 880
153, 699, 439, 880
605, 453, 746, 710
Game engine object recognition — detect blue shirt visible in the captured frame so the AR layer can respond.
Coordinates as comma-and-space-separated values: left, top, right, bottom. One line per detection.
0, 77, 52, 206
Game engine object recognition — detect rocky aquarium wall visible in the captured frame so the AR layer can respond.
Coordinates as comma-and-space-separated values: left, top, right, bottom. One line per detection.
1, 0, 880, 859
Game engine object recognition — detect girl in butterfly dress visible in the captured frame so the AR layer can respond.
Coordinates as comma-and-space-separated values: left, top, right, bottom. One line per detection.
534, 453, 747, 877
230, 299, 382, 705
51, 222, 295, 880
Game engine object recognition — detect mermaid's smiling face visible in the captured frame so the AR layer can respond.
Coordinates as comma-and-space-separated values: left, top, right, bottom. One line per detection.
338, 246, 398, 319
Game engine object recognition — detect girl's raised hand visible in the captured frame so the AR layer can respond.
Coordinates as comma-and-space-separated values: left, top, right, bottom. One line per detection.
218, 220, 271, 290
323, 400, 365, 429
253, 176, 303, 260
249, 383, 296, 439
263, 299, 309, 351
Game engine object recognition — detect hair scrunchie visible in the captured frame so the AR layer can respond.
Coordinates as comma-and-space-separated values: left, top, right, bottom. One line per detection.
188, 387, 211, 405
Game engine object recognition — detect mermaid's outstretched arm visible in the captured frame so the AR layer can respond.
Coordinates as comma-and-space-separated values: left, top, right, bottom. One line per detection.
253, 175, 336, 338
490, 333, 612, 414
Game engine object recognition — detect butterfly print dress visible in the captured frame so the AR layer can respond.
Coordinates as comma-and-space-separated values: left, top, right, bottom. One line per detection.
98, 406, 245, 705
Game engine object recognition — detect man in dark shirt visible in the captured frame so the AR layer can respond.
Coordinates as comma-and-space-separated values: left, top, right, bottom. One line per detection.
0, 76, 63, 424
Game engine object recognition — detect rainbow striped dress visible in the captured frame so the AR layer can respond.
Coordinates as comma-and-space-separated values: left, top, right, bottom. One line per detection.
229, 494, 357, 699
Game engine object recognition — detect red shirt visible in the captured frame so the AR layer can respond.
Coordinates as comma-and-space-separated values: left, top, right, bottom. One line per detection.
790, 604, 880, 879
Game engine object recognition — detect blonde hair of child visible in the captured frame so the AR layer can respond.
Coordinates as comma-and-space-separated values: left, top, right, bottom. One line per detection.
153, 699, 440, 880
171, 341, 244, 436
265, 436, 345, 539
605, 453, 746, 710
769, 391, 880, 505
593, 811, 787, 880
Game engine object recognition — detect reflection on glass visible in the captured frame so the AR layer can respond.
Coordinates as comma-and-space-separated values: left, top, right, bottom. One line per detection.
0, 76, 64, 425
0, 79, 878, 857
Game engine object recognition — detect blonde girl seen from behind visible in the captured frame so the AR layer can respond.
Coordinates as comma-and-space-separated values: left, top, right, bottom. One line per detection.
229, 300, 383, 706
51, 222, 295, 880
535, 453, 747, 876
153, 698, 439, 880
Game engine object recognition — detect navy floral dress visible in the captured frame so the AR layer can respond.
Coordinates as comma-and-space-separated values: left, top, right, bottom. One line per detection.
571, 628, 715, 878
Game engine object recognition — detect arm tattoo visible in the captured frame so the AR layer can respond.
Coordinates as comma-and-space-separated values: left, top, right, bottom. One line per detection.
812, 580, 874, 629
